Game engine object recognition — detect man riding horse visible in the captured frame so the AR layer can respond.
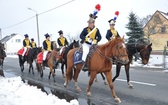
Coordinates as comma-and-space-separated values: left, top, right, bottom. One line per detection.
80, 13, 102, 71
30, 38, 37, 48
42, 33, 52, 69
57, 30, 69, 55
22, 34, 31, 60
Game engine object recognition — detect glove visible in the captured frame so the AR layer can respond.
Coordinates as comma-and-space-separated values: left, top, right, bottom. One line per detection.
85, 37, 92, 43
92, 39, 97, 45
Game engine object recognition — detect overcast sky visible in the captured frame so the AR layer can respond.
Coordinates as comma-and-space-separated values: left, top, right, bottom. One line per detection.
0, 0, 168, 45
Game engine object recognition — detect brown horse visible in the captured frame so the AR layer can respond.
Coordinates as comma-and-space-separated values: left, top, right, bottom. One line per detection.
100, 43, 152, 88
64, 37, 129, 103
36, 42, 60, 82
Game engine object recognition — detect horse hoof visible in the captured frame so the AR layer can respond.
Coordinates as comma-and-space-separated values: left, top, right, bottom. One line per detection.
114, 97, 121, 103
64, 83, 67, 88
87, 91, 91, 97
104, 81, 108, 85
95, 79, 98, 82
76, 87, 81, 92
128, 82, 134, 89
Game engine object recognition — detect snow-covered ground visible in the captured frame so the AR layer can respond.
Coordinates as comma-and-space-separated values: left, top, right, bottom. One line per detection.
131, 55, 168, 68
0, 76, 79, 105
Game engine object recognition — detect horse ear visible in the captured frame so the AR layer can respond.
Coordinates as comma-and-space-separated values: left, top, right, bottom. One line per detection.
73, 40, 76, 43
149, 43, 152, 46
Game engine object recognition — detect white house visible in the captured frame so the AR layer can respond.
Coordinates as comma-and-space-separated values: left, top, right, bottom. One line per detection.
1, 34, 24, 55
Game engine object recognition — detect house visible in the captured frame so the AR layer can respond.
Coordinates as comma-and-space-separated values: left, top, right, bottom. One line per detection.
143, 10, 168, 53
0, 34, 24, 55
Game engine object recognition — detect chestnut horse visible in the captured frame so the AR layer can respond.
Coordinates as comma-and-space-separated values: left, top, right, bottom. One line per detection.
64, 37, 129, 103
100, 43, 152, 88
36, 49, 60, 82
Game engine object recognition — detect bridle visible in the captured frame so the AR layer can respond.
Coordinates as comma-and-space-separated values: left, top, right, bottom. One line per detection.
96, 42, 128, 62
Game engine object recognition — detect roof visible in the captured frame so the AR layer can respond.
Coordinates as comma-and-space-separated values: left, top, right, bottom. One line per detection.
143, 10, 168, 29
0, 34, 17, 43
159, 11, 168, 19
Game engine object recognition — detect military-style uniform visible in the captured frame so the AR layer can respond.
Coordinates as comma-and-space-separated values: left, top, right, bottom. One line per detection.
57, 30, 69, 55
43, 33, 52, 61
30, 38, 37, 48
80, 14, 102, 62
22, 34, 31, 56
106, 19, 120, 41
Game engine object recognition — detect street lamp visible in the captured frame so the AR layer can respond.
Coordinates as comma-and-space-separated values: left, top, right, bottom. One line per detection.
28, 8, 40, 47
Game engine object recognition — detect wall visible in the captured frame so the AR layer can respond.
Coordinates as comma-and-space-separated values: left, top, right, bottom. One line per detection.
5, 35, 24, 55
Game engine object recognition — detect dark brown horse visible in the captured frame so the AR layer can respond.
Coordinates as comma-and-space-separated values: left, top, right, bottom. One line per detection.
64, 37, 129, 103
100, 43, 152, 88
0, 42, 6, 69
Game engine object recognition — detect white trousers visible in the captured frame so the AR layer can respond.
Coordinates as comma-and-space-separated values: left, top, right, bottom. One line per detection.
22, 47, 27, 56
82, 43, 91, 61
43, 51, 48, 61
59, 46, 65, 55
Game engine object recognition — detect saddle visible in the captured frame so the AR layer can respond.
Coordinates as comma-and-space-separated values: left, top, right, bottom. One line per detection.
74, 44, 97, 65
37, 52, 51, 64
17, 48, 30, 56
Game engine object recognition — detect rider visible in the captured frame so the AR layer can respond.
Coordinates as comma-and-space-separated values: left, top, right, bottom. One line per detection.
106, 19, 120, 41
57, 30, 69, 55
80, 13, 102, 71
42, 33, 52, 69
30, 38, 37, 48
22, 34, 31, 57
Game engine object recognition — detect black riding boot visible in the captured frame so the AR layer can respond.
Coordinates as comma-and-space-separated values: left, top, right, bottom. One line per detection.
42, 60, 45, 70
81, 62, 88, 72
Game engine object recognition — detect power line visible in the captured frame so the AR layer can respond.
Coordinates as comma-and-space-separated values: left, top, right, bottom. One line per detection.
1, 0, 75, 30
39, 0, 75, 16
2, 16, 35, 29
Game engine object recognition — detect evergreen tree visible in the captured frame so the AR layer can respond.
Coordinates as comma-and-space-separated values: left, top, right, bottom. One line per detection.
126, 12, 147, 44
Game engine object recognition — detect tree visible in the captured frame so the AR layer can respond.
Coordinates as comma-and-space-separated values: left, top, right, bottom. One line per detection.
126, 12, 147, 44
66, 32, 80, 43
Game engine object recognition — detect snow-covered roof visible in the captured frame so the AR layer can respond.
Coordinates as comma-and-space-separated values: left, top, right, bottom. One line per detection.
159, 11, 168, 19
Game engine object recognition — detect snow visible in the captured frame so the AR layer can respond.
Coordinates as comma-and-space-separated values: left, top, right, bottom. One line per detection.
131, 55, 168, 68
0, 76, 79, 105
7, 55, 18, 58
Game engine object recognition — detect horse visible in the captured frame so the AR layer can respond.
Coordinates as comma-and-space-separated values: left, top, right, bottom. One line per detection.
100, 43, 152, 88
59, 40, 79, 78
64, 37, 129, 103
18, 47, 42, 73
0, 43, 6, 69
36, 49, 60, 82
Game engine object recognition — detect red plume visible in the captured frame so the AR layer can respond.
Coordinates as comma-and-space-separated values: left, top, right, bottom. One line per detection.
115, 11, 119, 16
95, 4, 101, 11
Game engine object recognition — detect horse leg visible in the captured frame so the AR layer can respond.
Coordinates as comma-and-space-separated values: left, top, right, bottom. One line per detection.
28, 62, 31, 74
48, 71, 52, 80
73, 66, 82, 92
87, 71, 97, 96
61, 63, 65, 78
100, 73, 108, 85
32, 63, 34, 75
112, 64, 121, 82
49, 67, 56, 82
105, 71, 121, 103
125, 64, 133, 88
64, 66, 73, 88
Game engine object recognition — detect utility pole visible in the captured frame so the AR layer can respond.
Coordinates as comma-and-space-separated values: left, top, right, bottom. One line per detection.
28, 8, 40, 47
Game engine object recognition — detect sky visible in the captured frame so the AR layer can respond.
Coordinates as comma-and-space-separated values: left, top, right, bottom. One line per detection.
0, 0, 168, 45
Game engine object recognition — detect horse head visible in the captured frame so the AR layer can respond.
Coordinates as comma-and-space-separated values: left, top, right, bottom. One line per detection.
110, 36, 129, 64
139, 43, 152, 64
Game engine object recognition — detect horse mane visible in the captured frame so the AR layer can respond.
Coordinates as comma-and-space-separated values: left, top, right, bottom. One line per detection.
98, 38, 124, 49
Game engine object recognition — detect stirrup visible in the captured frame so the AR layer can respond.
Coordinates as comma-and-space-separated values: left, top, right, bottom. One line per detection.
81, 62, 88, 72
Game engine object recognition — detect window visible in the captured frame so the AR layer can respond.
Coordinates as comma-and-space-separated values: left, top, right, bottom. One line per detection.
161, 26, 166, 34
15, 39, 21, 43
150, 27, 155, 34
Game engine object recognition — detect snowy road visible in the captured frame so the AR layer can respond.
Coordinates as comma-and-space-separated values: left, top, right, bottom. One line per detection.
3, 57, 168, 105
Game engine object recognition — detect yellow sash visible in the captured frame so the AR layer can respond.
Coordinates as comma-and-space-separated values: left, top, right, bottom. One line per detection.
46, 40, 51, 51
31, 42, 36, 48
25, 39, 30, 48
85, 28, 97, 43
59, 37, 66, 46
110, 29, 117, 37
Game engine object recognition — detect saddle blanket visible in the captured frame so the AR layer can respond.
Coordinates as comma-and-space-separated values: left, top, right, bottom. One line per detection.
37, 52, 43, 64
17, 48, 24, 56
74, 50, 83, 65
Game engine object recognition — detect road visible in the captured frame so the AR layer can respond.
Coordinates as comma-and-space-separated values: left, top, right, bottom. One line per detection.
3, 57, 168, 105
